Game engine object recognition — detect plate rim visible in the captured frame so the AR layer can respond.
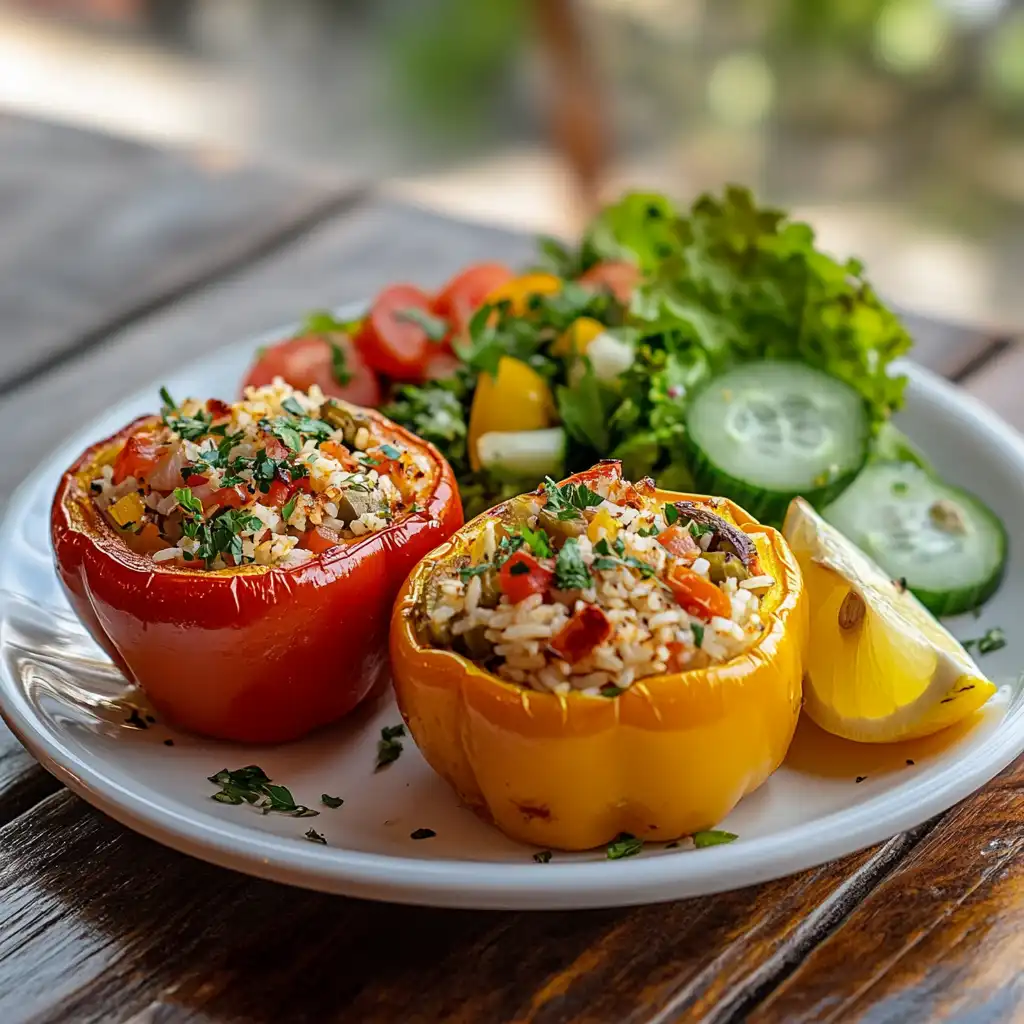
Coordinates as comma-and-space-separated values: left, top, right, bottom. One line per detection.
1, 338, 1023, 910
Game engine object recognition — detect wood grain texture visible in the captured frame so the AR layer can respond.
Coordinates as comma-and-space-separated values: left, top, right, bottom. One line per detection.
0, 112, 358, 393
0, 791, 928, 1024
749, 758, 1024, 1024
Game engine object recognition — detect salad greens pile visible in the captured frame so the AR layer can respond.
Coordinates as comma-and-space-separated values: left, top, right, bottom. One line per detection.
383, 186, 913, 516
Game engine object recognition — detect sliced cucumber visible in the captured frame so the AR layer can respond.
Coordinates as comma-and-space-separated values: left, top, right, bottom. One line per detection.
823, 461, 1007, 616
686, 361, 870, 524
477, 428, 566, 482
871, 421, 933, 473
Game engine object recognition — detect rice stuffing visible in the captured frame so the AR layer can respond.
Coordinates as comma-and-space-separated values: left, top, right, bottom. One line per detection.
420, 473, 773, 696
90, 378, 433, 569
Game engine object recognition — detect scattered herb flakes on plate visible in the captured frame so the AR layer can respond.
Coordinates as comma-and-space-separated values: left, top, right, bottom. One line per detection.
375, 724, 406, 771
606, 833, 643, 860
533, 850, 553, 864
693, 830, 738, 849
410, 828, 437, 840
962, 626, 1006, 655
208, 765, 319, 817
321, 794, 344, 809
304, 828, 327, 845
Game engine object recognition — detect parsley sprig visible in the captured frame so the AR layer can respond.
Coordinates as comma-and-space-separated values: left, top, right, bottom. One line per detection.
542, 477, 604, 521
208, 765, 319, 817
554, 538, 592, 591
375, 724, 406, 771
592, 537, 657, 579
962, 626, 1006, 655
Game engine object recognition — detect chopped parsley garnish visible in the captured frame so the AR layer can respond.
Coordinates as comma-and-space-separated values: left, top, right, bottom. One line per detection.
380, 443, 403, 461
688, 521, 714, 540
396, 306, 449, 342
691, 622, 705, 648
375, 724, 406, 771
459, 563, 491, 582
693, 830, 738, 848
516, 524, 553, 558
208, 765, 319, 817
599, 684, 625, 698
533, 850, 553, 863
410, 827, 437, 840
303, 309, 362, 336
166, 409, 214, 442
159, 386, 177, 412
281, 494, 298, 522
962, 626, 1006, 655
606, 833, 643, 859
321, 794, 344, 809
263, 418, 303, 453
173, 487, 203, 516
591, 537, 656, 579
542, 476, 604, 521
331, 341, 353, 386
281, 396, 305, 416
554, 538, 592, 591
304, 828, 327, 844
663, 503, 679, 526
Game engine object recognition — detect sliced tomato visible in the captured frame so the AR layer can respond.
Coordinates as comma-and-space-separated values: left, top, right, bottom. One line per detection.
300, 525, 342, 555
549, 605, 612, 664
263, 479, 292, 508
113, 432, 167, 485
499, 551, 554, 604
433, 263, 514, 342
354, 285, 437, 381
421, 350, 462, 381
656, 524, 700, 560
578, 261, 641, 303
242, 334, 381, 406
667, 565, 732, 621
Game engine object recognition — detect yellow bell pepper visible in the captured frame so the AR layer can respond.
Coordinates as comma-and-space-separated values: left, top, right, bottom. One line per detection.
586, 506, 618, 545
467, 356, 555, 471
552, 316, 606, 357
390, 462, 808, 851
484, 272, 561, 316
108, 492, 145, 528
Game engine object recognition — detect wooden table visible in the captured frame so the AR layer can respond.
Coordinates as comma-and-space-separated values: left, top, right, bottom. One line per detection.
0, 113, 1022, 1024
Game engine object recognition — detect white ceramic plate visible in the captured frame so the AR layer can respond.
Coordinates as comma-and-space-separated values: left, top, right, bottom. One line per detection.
1, 322, 1023, 910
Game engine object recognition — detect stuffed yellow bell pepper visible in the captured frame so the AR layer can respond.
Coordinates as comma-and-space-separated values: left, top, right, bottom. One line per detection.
390, 461, 807, 851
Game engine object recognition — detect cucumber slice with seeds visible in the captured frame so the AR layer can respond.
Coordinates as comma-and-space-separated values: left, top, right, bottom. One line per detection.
686, 361, 870, 524
823, 461, 1007, 616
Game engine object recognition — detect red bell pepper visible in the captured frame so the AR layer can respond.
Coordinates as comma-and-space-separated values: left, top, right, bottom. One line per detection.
51, 409, 463, 743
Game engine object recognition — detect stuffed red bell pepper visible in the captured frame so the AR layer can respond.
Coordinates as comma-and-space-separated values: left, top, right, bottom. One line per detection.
51, 380, 462, 742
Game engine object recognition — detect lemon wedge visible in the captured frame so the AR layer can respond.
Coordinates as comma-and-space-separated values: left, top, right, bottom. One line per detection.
782, 497, 996, 742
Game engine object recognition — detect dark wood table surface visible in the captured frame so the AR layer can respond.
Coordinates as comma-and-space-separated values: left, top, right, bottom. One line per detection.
1, 112, 1022, 1024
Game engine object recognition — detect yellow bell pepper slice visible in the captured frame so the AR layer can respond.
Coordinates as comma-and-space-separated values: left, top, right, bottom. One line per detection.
390, 462, 808, 851
467, 356, 555, 471
553, 316, 606, 357
108, 492, 145, 529
586, 507, 619, 545
484, 273, 561, 317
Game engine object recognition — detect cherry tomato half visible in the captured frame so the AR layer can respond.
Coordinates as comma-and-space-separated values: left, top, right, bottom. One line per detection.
433, 262, 514, 341
242, 334, 381, 407
578, 261, 641, 304
354, 285, 437, 382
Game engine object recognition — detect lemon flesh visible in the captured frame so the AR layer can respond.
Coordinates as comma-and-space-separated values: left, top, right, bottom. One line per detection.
783, 498, 996, 743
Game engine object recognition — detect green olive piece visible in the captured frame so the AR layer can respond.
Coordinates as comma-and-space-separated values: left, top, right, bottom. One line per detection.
538, 507, 586, 544
704, 551, 750, 583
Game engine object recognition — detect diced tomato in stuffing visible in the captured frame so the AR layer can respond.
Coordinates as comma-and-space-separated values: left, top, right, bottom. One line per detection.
300, 525, 342, 555
550, 605, 613, 664
666, 565, 732, 621
498, 551, 554, 604
202, 484, 249, 511
112, 433, 166, 485
578, 261, 641, 303
656, 524, 700, 560
206, 398, 232, 418
241, 334, 381, 407
263, 479, 292, 508
319, 440, 353, 466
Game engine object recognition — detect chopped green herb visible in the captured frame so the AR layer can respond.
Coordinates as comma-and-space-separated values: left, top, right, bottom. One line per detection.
517, 524, 554, 558
962, 626, 1006, 655
509, 560, 530, 576
376, 724, 406, 770
281, 495, 298, 522
542, 476, 604, 521
281, 396, 305, 416
304, 828, 327, 845
693, 830, 738, 848
380, 443, 403, 461
173, 487, 203, 517
208, 765, 319, 817
688, 521, 714, 540
302, 309, 362, 335
166, 409, 214, 442
410, 827, 437, 840
396, 306, 449, 342
321, 794, 344, 809
158, 386, 176, 411
691, 622, 705, 648
533, 850, 553, 864
607, 833, 644, 859
459, 563, 491, 582
554, 537, 592, 591
330, 341, 353, 386
599, 684, 626, 698
663, 503, 679, 526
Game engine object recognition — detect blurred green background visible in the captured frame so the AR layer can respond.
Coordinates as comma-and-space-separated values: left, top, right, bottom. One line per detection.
1, 0, 1022, 325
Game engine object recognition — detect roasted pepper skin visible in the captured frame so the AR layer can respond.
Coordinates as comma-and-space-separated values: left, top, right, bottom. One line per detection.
390, 462, 806, 850
53, 412, 462, 743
